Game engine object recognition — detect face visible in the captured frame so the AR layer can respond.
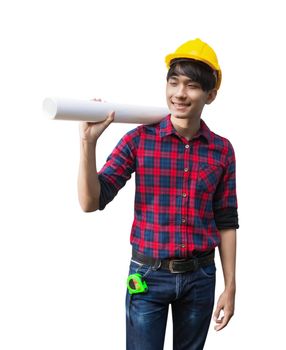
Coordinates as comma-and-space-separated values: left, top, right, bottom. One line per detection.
166, 74, 217, 120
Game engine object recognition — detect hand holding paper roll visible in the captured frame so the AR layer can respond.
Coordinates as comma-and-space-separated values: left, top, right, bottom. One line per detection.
78, 98, 115, 144
79, 111, 115, 144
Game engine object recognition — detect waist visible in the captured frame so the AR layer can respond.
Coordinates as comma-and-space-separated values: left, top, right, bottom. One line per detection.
131, 248, 215, 274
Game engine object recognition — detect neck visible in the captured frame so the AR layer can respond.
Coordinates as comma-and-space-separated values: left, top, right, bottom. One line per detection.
170, 115, 201, 141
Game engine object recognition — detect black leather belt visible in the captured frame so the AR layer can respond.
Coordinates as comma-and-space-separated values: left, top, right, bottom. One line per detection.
132, 248, 215, 274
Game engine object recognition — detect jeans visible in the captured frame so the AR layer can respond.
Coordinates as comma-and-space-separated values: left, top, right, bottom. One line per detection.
126, 259, 216, 350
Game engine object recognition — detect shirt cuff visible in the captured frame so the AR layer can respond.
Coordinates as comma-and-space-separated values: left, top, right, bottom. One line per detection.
214, 207, 239, 229
98, 175, 118, 210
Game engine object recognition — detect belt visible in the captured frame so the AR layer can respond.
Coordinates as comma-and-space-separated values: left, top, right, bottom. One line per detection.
132, 249, 215, 274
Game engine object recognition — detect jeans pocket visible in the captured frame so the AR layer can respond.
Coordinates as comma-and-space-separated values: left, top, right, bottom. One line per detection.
199, 263, 216, 278
129, 259, 152, 276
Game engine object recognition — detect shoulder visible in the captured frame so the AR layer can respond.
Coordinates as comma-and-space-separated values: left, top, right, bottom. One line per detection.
136, 120, 162, 135
124, 120, 162, 143
209, 129, 236, 159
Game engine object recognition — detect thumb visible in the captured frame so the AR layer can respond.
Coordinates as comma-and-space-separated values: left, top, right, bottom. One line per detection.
104, 111, 115, 126
213, 304, 221, 322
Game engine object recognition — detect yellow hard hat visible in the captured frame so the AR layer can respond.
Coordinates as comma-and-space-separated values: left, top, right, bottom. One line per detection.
165, 38, 222, 89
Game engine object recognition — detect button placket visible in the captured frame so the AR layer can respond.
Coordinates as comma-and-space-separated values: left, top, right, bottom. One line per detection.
180, 142, 191, 256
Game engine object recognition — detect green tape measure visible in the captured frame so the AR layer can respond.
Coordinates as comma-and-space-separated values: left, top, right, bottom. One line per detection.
127, 273, 148, 294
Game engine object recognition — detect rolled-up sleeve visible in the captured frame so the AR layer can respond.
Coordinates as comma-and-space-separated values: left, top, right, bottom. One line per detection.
98, 129, 138, 210
213, 141, 239, 229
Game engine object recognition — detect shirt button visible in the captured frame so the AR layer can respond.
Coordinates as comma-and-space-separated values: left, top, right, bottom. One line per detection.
185, 144, 190, 149
182, 218, 186, 223
184, 168, 189, 172
181, 244, 186, 248
182, 193, 187, 197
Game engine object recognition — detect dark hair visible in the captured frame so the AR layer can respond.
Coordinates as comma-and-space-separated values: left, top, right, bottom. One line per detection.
166, 58, 217, 91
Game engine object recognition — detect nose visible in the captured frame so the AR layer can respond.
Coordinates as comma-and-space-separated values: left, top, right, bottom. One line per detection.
174, 84, 187, 99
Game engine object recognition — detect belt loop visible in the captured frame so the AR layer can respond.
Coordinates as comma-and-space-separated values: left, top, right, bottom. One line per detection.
152, 259, 161, 271
193, 257, 199, 271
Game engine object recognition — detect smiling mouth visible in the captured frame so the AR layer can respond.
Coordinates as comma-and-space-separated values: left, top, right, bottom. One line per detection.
172, 101, 190, 109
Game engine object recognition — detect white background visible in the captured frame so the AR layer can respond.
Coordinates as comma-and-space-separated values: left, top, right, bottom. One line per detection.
0, 0, 285, 349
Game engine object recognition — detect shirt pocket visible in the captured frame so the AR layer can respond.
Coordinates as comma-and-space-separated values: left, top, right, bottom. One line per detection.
197, 163, 223, 193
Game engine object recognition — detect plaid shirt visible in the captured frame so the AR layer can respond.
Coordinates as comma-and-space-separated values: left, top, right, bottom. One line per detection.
98, 115, 239, 259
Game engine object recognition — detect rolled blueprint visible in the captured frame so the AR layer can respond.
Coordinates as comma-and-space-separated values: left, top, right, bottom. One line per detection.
43, 97, 170, 124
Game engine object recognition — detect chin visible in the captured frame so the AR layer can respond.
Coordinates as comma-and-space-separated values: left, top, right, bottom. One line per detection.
171, 111, 190, 119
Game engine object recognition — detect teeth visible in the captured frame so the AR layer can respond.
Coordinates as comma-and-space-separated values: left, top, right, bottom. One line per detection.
172, 101, 188, 106
173, 103, 188, 107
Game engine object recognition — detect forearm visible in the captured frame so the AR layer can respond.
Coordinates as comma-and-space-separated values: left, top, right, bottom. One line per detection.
78, 140, 100, 212
218, 228, 237, 291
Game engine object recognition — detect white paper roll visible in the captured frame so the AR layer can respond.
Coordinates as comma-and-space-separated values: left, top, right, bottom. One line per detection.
43, 97, 170, 124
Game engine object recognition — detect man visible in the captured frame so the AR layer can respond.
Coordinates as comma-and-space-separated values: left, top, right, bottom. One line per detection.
78, 38, 239, 350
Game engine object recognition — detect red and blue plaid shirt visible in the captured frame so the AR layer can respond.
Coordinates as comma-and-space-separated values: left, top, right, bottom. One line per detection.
98, 115, 239, 258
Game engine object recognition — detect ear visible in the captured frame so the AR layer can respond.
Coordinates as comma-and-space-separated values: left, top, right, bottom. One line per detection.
205, 89, 217, 105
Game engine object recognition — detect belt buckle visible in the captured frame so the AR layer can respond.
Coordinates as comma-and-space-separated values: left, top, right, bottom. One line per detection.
169, 259, 184, 273
169, 258, 199, 273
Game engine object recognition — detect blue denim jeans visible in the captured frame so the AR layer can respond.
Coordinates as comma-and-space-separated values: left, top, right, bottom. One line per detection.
126, 259, 216, 350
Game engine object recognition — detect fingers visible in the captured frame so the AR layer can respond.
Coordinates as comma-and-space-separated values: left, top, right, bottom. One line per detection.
215, 315, 229, 331
88, 98, 114, 125
214, 313, 226, 331
213, 304, 222, 328
96, 110, 115, 132
91, 97, 107, 103
213, 290, 235, 331
213, 307, 233, 331
79, 110, 114, 128
107, 110, 115, 121
102, 111, 115, 128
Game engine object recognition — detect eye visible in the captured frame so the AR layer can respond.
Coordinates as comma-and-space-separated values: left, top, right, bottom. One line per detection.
188, 83, 199, 89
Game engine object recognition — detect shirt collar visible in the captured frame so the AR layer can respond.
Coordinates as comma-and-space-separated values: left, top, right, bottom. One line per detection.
159, 114, 212, 144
